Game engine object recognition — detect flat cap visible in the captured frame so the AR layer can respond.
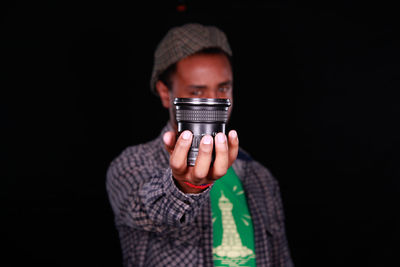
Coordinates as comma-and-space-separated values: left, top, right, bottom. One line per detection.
150, 23, 232, 95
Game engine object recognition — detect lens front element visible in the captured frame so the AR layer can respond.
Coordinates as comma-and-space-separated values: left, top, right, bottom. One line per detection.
174, 98, 231, 166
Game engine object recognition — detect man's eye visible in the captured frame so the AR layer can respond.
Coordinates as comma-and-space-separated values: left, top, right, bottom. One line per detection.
218, 86, 231, 93
191, 89, 203, 96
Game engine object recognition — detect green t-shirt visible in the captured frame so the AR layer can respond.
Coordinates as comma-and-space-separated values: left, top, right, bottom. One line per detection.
210, 167, 256, 267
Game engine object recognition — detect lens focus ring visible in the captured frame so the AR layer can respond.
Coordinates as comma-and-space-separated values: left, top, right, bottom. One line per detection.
176, 109, 228, 122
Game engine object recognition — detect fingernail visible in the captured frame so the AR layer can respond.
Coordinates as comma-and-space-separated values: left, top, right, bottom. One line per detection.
217, 133, 226, 143
229, 130, 237, 139
203, 135, 212, 144
182, 131, 191, 140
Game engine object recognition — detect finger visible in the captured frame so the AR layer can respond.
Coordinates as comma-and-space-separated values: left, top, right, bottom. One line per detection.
211, 132, 229, 180
170, 130, 192, 174
163, 131, 176, 155
192, 135, 213, 183
228, 130, 239, 166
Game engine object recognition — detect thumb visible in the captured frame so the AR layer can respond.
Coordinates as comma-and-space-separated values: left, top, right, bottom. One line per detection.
163, 131, 176, 155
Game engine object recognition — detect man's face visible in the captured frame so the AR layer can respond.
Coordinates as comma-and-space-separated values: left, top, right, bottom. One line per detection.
171, 53, 233, 100
157, 53, 233, 131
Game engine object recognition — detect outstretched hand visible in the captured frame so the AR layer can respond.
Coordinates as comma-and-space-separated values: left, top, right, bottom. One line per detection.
163, 130, 239, 193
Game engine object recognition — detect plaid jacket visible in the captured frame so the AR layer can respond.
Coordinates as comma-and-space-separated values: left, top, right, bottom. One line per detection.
106, 123, 294, 266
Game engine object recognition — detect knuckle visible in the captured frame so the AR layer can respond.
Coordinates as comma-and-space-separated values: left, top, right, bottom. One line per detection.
191, 176, 205, 185
212, 164, 228, 179
198, 138, 213, 154
213, 170, 226, 180
175, 139, 189, 150
215, 140, 228, 151
215, 133, 227, 145
193, 167, 208, 180
214, 153, 228, 166
230, 150, 239, 161
170, 158, 185, 173
199, 145, 213, 156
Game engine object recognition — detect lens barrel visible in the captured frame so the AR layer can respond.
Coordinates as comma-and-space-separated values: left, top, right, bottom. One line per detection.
174, 98, 231, 166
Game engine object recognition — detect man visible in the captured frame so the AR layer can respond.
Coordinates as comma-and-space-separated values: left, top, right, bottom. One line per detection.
107, 23, 293, 266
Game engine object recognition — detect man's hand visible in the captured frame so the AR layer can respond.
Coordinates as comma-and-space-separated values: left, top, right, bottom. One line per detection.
163, 130, 239, 193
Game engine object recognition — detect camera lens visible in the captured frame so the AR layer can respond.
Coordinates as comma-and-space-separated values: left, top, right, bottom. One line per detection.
174, 98, 231, 166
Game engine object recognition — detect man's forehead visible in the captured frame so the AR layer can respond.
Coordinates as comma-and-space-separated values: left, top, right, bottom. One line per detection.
175, 54, 232, 74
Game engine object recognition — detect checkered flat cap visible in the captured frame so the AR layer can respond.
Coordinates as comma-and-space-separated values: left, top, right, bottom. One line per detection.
150, 23, 232, 95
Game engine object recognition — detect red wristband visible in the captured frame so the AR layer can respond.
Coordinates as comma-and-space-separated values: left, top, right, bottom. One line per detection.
183, 181, 213, 190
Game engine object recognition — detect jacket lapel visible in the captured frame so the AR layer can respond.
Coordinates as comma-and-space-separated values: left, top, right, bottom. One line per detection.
233, 156, 273, 266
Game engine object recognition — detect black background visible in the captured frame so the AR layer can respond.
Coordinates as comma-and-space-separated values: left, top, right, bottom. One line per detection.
2, 1, 399, 266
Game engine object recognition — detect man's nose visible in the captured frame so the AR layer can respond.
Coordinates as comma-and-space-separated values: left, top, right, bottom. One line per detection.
202, 90, 218, 99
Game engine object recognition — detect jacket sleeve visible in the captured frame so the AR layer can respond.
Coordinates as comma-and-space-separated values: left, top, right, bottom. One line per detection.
106, 148, 210, 233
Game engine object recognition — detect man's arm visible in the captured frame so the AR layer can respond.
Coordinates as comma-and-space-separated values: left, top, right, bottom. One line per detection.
106, 152, 212, 233
106, 130, 239, 233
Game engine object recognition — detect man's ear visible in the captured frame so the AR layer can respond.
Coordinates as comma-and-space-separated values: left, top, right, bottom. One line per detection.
156, 81, 171, 108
